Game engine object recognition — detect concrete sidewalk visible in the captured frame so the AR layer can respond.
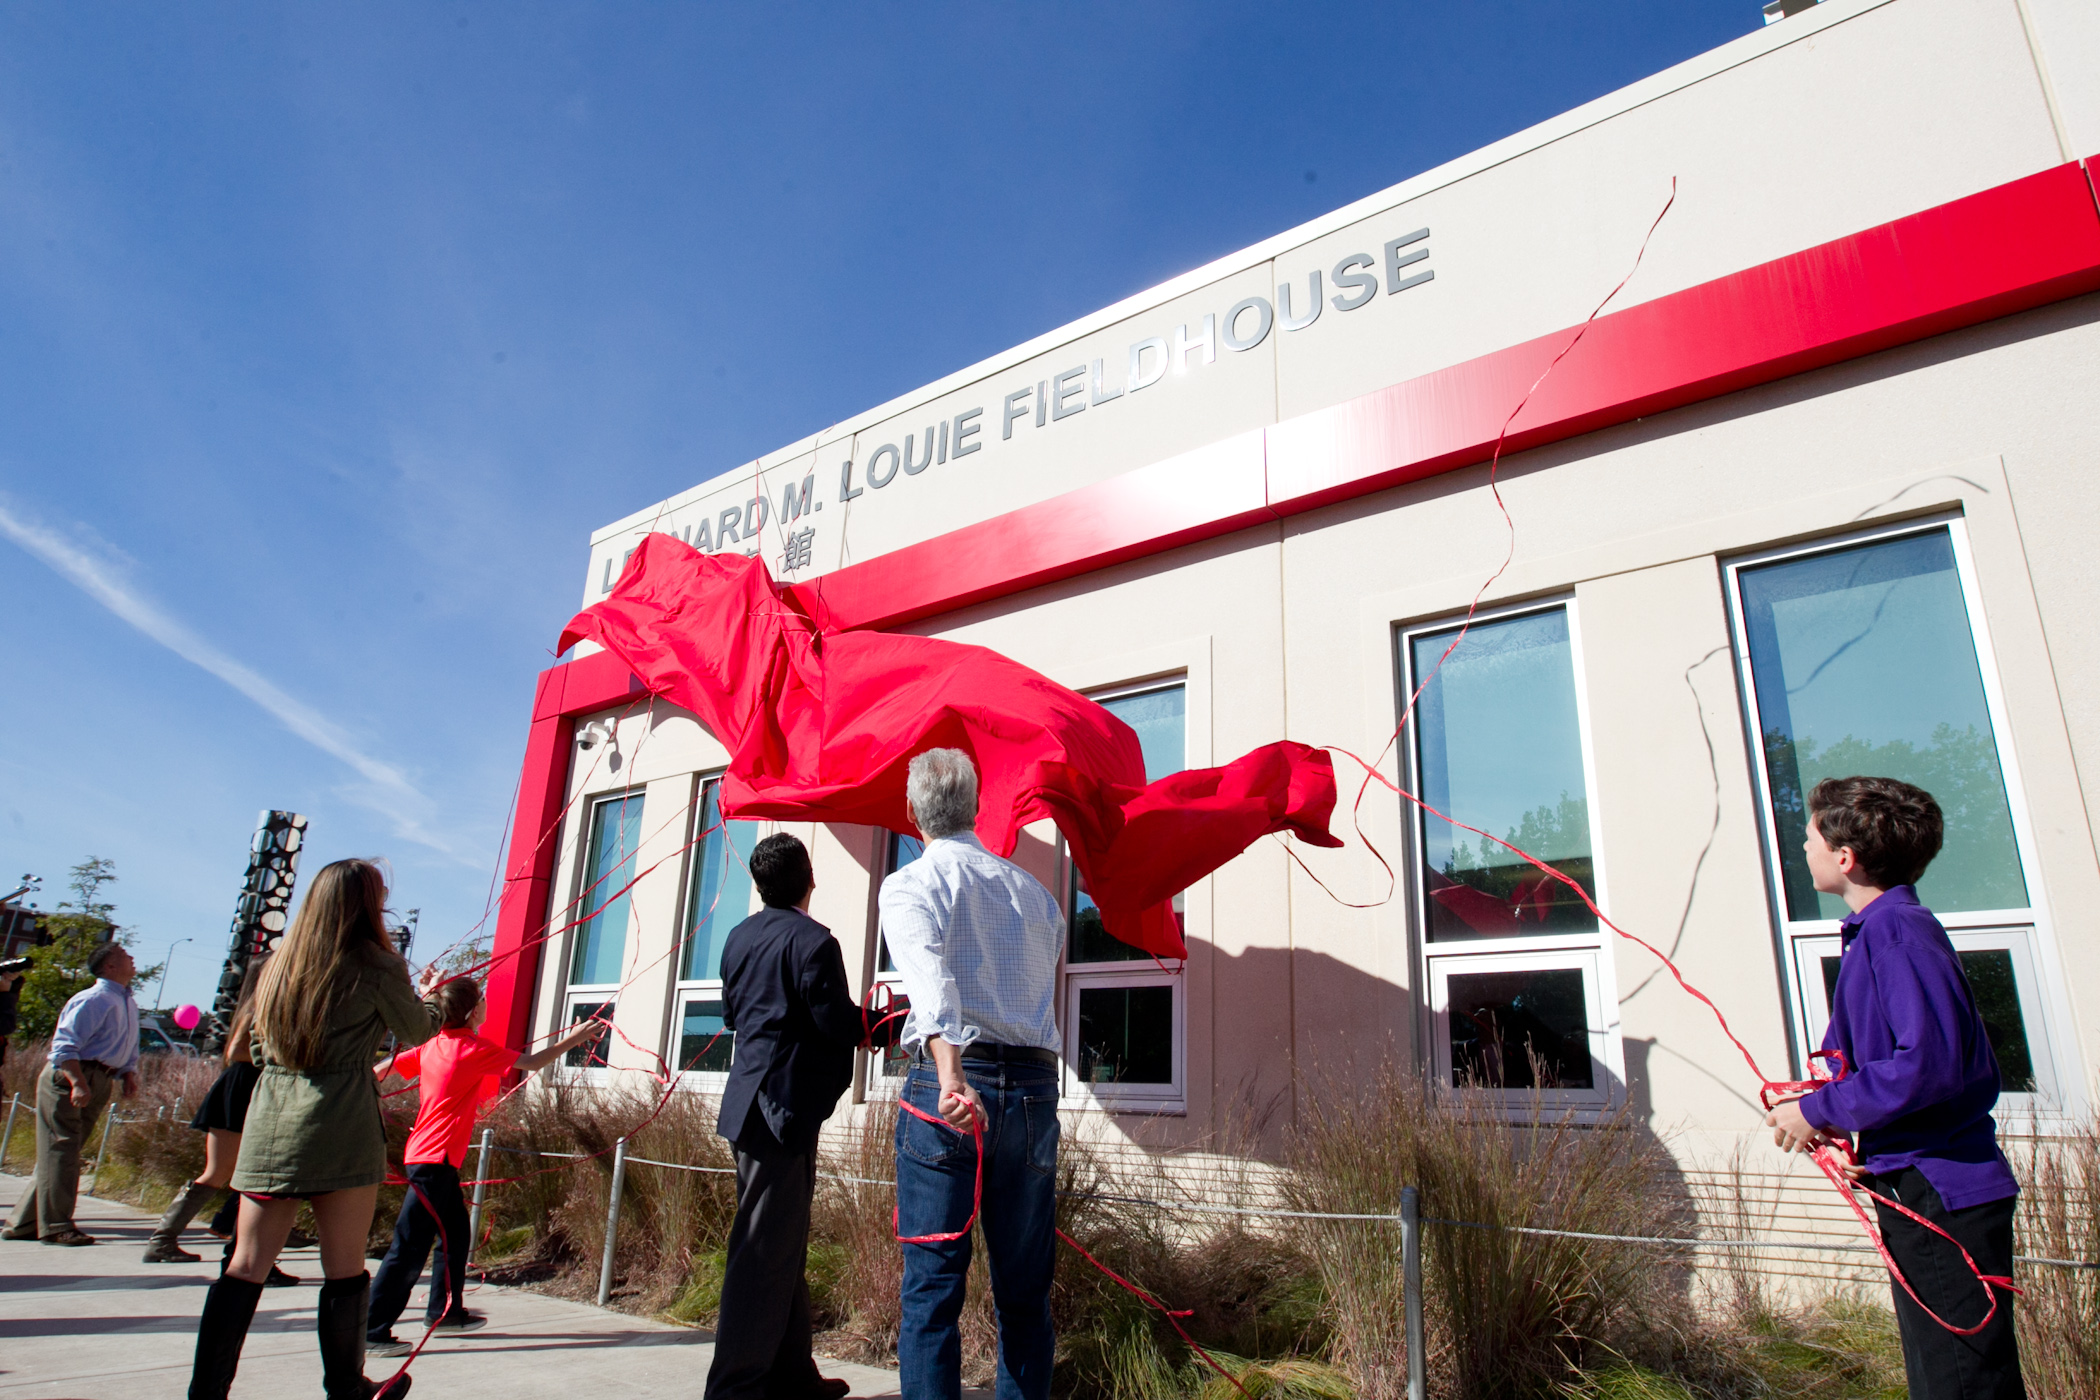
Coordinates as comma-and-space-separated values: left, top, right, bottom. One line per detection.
1, 1172, 909, 1400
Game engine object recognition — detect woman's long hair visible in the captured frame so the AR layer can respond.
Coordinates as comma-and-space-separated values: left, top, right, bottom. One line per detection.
253, 859, 402, 1071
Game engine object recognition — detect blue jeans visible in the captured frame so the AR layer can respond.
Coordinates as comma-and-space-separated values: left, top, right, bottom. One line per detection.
895, 1061, 1059, 1400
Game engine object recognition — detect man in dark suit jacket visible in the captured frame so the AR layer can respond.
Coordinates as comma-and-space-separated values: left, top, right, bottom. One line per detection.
706, 833, 864, 1400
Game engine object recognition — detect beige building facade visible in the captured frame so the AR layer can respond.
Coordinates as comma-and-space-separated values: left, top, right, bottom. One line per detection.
487, 0, 2100, 1220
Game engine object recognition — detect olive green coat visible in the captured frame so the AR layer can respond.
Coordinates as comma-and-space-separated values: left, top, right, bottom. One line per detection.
228, 945, 442, 1195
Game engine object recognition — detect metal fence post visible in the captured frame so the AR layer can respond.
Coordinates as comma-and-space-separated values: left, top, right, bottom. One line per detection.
86, 1111, 121, 1195
596, 1137, 628, 1307
1401, 1185, 1425, 1400
467, 1128, 494, 1264
0, 1093, 21, 1171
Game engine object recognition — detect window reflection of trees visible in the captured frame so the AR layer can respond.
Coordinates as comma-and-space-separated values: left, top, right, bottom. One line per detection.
1764, 722, 2025, 918
1429, 792, 1597, 938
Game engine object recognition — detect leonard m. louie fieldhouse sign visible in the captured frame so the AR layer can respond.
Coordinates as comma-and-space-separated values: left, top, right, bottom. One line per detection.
600, 225, 1435, 592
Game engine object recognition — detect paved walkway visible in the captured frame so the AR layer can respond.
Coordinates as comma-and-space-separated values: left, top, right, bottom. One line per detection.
1, 1172, 910, 1400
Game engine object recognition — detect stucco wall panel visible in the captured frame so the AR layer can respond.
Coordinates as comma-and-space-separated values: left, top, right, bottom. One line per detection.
1572, 560, 1789, 1130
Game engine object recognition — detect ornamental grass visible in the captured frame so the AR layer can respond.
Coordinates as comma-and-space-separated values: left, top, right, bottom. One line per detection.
34, 1039, 2096, 1400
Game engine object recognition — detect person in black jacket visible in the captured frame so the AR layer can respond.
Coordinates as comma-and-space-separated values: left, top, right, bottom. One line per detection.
706, 833, 864, 1400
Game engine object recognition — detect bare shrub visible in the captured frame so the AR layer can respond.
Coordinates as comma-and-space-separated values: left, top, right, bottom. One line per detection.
474, 1083, 738, 1311
1284, 1055, 1696, 1400
1693, 1140, 1784, 1332
814, 1093, 906, 1357
621, 1090, 740, 1306
72, 1052, 223, 1209
2010, 1116, 2100, 1400
2, 1036, 48, 1108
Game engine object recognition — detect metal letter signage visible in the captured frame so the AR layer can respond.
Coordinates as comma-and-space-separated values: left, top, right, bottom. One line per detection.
598, 224, 1436, 592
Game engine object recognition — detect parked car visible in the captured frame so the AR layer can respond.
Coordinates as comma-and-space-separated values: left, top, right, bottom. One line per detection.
139, 1013, 201, 1057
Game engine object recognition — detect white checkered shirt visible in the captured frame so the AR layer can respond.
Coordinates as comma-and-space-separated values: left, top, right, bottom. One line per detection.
878, 833, 1064, 1054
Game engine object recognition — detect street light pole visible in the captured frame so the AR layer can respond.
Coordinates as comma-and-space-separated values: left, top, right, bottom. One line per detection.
153, 937, 193, 1010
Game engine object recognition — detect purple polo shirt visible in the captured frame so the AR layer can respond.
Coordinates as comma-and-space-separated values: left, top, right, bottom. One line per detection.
1798, 886, 2017, 1210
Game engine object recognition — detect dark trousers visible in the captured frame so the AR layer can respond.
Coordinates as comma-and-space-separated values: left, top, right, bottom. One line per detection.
703, 1120, 824, 1400
366, 1161, 467, 1338
1868, 1168, 2025, 1400
895, 1061, 1058, 1400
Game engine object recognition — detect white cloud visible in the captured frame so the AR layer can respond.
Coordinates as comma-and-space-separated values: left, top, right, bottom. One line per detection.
0, 497, 466, 860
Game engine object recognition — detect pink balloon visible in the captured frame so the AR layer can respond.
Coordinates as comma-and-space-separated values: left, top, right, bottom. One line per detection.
172, 1004, 202, 1031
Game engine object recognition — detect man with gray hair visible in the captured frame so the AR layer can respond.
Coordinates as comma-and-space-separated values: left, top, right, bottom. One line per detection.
4, 942, 139, 1246
879, 747, 1064, 1400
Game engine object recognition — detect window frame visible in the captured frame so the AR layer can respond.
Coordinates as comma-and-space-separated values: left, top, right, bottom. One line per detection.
1063, 969, 1187, 1110
552, 788, 647, 1083
1424, 944, 1615, 1109
861, 828, 920, 1094
1396, 595, 1625, 1111
665, 772, 754, 1088
564, 789, 647, 997
1060, 675, 1190, 1115
1722, 514, 2076, 1119
1790, 925, 2060, 1109
557, 991, 618, 1083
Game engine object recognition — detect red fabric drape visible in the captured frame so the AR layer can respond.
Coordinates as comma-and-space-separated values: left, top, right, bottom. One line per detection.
558, 535, 1340, 958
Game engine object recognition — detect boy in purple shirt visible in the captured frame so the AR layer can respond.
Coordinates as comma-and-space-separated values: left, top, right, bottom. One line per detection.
1765, 776, 2023, 1399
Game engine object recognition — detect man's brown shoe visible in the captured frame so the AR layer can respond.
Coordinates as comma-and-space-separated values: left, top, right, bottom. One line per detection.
42, 1227, 97, 1246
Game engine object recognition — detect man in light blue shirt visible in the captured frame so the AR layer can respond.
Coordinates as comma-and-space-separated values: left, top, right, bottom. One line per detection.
878, 749, 1064, 1400
4, 942, 140, 1245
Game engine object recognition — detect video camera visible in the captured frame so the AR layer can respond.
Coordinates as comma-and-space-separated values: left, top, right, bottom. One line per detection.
0, 956, 31, 976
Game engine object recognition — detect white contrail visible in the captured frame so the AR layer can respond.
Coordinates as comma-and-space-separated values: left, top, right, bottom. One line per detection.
0, 498, 463, 860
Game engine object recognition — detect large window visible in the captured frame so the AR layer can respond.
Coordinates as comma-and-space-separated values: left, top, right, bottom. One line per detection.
562, 791, 645, 1067
1403, 604, 1617, 1106
672, 778, 758, 1079
1065, 680, 1186, 1110
1412, 609, 1597, 939
1728, 521, 2066, 1110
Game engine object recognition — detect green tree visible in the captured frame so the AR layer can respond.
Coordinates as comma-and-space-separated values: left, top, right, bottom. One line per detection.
13, 857, 159, 1039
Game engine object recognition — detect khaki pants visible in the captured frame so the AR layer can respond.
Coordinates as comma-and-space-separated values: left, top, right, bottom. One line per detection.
7, 1062, 114, 1237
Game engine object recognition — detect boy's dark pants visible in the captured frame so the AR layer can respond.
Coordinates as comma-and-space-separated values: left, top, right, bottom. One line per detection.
703, 1120, 825, 1400
366, 1161, 467, 1337
1867, 1168, 2025, 1400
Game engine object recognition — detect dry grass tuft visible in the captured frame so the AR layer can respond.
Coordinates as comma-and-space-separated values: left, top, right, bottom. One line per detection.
813, 1089, 907, 1356
29, 1034, 2087, 1400
1284, 1055, 1698, 1400
2009, 1114, 2100, 1400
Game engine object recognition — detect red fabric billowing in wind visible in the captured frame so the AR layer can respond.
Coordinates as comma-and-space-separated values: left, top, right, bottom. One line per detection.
559, 536, 1340, 958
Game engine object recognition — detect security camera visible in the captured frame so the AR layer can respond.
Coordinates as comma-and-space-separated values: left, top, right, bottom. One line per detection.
577, 719, 616, 751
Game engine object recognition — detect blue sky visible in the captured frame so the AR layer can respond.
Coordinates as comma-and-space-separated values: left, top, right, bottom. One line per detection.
0, 1, 1755, 1010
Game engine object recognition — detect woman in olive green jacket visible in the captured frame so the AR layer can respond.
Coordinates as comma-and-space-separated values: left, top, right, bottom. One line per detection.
189, 858, 441, 1400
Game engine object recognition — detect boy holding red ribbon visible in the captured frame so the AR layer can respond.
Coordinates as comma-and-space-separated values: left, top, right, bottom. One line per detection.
1765, 776, 2024, 1399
